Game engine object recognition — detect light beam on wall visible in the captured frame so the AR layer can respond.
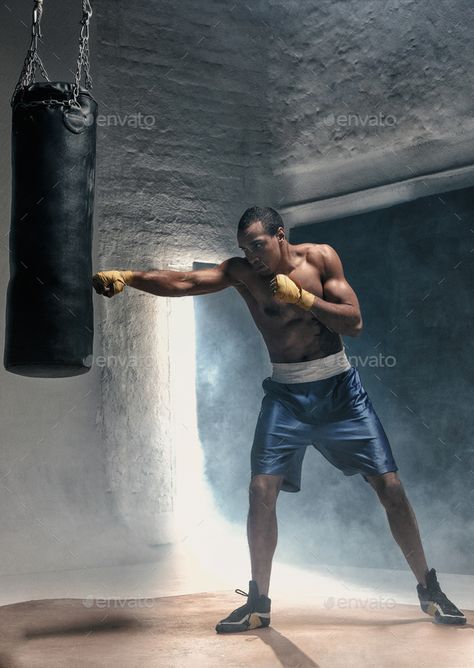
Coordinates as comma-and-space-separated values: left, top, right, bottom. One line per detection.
167, 294, 253, 588
168, 294, 210, 533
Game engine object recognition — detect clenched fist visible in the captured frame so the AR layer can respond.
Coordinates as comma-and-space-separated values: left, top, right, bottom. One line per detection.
92, 270, 134, 298
270, 274, 315, 310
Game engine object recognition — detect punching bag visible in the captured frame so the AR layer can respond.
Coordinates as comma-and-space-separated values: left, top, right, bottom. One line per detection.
4, 0, 97, 378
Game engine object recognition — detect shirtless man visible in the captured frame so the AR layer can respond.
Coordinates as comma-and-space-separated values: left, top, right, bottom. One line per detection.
92, 206, 466, 629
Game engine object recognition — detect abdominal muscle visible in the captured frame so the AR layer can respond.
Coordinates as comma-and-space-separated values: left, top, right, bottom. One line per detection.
232, 253, 344, 363
261, 317, 344, 363
238, 289, 344, 363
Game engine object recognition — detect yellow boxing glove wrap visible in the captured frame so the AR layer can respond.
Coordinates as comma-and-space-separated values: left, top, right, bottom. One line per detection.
92, 270, 134, 297
272, 274, 315, 310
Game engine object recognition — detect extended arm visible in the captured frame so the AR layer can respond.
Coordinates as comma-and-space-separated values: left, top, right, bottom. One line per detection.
92, 258, 241, 298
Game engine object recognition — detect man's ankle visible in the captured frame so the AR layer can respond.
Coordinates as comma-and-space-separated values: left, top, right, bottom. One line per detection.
417, 567, 430, 588
252, 578, 269, 598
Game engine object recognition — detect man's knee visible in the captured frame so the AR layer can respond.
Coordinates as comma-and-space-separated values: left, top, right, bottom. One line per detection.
249, 474, 283, 511
367, 472, 406, 509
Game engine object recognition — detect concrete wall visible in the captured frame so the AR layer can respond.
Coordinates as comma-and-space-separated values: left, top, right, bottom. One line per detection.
260, 0, 474, 171
93, 0, 270, 548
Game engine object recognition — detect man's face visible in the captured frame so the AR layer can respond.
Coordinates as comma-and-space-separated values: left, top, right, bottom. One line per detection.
237, 221, 283, 276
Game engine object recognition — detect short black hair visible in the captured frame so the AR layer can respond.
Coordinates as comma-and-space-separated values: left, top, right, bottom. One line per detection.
237, 206, 284, 236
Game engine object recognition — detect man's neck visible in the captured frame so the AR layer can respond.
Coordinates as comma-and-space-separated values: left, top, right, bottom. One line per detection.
275, 242, 297, 275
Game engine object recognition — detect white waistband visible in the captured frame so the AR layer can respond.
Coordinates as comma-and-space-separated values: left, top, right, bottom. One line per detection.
271, 348, 352, 383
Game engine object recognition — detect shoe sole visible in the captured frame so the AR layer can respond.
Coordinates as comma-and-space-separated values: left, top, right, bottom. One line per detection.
215, 613, 270, 634
420, 601, 466, 625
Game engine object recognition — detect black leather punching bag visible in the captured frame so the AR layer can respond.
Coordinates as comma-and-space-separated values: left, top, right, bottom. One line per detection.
4, 1, 97, 378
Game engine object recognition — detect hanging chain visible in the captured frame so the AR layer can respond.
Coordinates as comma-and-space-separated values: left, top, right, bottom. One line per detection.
11, 0, 50, 105
71, 0, 93, 107
11, 0, 93, 109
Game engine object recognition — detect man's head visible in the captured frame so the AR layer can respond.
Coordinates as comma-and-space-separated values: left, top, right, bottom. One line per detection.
237, 206, 286, 276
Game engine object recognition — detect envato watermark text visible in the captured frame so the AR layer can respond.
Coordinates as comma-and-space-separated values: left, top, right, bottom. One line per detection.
323, 596, 397, 610
84, 354, 152, 368
323, 112, 397, 128
82, 597, 155, 609
347, 353, 397, 368
96, 112, 156, 130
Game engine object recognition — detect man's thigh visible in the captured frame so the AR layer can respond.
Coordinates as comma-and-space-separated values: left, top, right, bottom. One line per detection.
251, 392, 311, 493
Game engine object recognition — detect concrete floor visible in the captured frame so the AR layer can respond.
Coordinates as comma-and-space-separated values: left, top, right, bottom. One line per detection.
0, 589, 472, 667
0, 534, 473, 667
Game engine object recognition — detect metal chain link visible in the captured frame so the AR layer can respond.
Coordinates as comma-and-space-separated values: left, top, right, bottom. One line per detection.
71, 0, 93, 106
11, 1, 50, 104
11, 0, 93, 109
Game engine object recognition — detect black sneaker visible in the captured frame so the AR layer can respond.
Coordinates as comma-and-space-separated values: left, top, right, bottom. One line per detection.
417, 568, 466, 625
215, 580, 271, 633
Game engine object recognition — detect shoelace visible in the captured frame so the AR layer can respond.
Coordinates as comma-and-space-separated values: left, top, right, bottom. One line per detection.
235, 588, 248, 598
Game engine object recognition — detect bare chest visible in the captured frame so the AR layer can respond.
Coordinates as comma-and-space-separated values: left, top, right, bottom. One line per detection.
235, 264, 324, 329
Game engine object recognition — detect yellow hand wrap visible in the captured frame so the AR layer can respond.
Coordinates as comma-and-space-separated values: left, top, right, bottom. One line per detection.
92, 270, 134, 297
272, 274, 315, 310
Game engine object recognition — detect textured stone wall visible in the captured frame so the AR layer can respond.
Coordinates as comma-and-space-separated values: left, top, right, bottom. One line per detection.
95, 0, 271, 262
259, 0, 474, 172
93, 0, 271, 543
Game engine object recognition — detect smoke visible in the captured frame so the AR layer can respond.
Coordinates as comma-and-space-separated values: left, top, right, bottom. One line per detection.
194, 186, 474, 580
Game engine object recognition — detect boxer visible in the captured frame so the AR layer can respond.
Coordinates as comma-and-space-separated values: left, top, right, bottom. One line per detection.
93, 206, 466, 630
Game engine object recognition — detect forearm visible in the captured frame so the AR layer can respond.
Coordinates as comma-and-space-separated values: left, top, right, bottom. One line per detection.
127, 270, 191, 297
309, 295, 362, 337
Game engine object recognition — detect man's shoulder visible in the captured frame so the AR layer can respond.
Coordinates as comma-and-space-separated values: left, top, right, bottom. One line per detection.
302, 242, 334, 254
298, 243, 333, 267
222, 256, 249, 272
220, 256, 251, 283
305, 244, 345, 281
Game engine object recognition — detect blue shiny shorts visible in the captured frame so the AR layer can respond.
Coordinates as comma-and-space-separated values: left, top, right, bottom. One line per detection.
251, 366, 398, 492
